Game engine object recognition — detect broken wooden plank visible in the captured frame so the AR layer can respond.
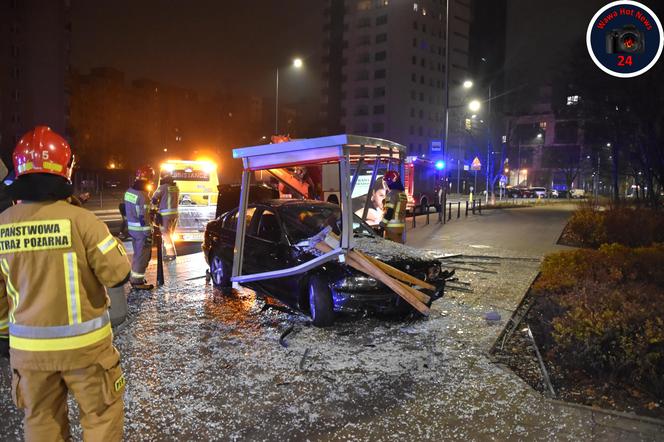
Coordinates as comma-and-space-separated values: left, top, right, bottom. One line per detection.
357, 252, 436, 291
314, 241, 430, 315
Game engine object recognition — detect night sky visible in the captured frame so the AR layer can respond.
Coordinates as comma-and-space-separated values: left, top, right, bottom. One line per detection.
70, 0, 322, 101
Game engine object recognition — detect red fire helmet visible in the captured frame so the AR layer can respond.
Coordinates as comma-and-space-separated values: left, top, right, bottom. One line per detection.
383, 170, 400, 184
13, 126, 74, 182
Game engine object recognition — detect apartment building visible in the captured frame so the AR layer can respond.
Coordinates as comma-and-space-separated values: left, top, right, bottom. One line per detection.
321, 0, 472, 157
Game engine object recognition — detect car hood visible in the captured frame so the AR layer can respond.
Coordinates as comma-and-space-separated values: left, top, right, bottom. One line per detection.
353, 236, 442, 266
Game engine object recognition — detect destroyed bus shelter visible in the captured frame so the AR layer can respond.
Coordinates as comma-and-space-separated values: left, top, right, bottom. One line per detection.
230, 134, 406, 285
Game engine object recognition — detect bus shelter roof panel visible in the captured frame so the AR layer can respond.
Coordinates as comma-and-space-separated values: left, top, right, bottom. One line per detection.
233, 134, 406, 171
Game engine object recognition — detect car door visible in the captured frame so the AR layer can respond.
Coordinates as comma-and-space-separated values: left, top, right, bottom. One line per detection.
218, 207, 257, 268
248, 208, 300, 305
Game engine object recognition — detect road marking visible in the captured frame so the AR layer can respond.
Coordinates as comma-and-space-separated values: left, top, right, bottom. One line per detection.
469, 244, 492, 249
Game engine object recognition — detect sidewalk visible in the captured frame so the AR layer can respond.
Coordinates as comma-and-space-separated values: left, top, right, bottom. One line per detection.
1, 205, 662, 440
406, 203, 578, 258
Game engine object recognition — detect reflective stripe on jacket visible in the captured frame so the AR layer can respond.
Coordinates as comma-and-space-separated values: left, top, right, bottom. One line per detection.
124, 187, 152, 231
152, 183, 179, 216
0, 200, 131, 370
384, 190, 408, 229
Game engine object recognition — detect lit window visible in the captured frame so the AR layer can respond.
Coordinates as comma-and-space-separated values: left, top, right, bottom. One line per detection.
566, 95, 580, 106
413, 3, 418, 11
539, 121, 547, 129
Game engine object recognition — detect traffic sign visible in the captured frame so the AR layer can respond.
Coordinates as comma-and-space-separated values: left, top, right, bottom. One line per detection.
471, 157, 482, 171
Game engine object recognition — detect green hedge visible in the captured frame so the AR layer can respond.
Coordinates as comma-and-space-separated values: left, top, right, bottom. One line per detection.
533, 244, 664, 396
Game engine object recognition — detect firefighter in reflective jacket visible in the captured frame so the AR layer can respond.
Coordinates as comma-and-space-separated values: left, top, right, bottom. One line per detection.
151, 170, 179, 261
124, 166, 155, 290
0, 126, 131, 441
380, 170, 408, 244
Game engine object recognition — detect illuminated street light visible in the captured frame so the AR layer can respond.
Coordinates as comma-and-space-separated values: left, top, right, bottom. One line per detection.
536, 133, 543, 139
275, 57, 304, 133
468, 100, 481, 112
463, 80, 473, 89
606, 142, 611, 147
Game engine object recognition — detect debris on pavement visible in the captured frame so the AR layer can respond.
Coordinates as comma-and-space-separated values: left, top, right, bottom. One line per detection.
1, 252, 653, 441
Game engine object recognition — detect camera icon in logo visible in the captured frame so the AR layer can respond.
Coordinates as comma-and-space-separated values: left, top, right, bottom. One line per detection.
606, 24, 645, 54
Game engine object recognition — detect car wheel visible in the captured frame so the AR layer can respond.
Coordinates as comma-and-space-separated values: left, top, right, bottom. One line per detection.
209, 252, 231, 289
308, 276, 335, 327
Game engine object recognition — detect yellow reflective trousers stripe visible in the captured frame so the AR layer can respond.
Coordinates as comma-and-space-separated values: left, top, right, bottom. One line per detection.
10, 322, 112, 352
63, 252, 82, 325
0, 259, 19, 323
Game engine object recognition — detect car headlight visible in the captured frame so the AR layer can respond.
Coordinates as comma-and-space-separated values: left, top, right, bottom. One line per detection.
332, 276, 379, 291
426, 264, 441, 281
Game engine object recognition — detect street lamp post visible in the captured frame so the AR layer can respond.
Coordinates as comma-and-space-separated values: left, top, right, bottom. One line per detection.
443, 0, 451, 184
485, 84, 492, 204
275, 58, 303, 135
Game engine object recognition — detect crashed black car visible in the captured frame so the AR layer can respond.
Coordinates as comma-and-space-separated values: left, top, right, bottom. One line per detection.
203, 200, 450, 326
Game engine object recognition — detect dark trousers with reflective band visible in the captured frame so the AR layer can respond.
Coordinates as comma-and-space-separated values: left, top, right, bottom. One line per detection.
11, 360, 124, 442
129, 231, 152, 284
160, 215, 178, 259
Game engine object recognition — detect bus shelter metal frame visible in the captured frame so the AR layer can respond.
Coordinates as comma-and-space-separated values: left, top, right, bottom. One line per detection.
230, 134, 406, 285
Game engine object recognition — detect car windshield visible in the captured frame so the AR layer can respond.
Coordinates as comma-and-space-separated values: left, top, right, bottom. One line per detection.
278, 204, 375, 243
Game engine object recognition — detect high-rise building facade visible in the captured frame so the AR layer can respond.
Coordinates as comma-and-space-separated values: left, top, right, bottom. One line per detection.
321, 0, 471, 158
0, 0, 71, 167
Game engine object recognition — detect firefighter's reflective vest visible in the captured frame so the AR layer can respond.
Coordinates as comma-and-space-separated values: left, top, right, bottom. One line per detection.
124, 187, 152, 235
152, 183, 179, 217
0, 200, 131, 370
383, 189, 408, 230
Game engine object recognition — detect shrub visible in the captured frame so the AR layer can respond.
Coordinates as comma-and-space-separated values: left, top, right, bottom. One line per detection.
565, 206, 607, 248
566, 204, 664, 248
533, 244, 664, 396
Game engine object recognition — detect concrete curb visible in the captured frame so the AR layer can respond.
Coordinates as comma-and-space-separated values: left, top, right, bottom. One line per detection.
550, 399, 664, 433
490, 267, 664, 433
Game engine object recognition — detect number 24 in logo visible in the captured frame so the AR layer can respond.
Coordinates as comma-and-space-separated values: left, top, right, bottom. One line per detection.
617, 55, 633, 66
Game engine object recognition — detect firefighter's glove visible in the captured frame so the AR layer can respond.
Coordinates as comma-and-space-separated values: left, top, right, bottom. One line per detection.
0, 336, 8, 359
